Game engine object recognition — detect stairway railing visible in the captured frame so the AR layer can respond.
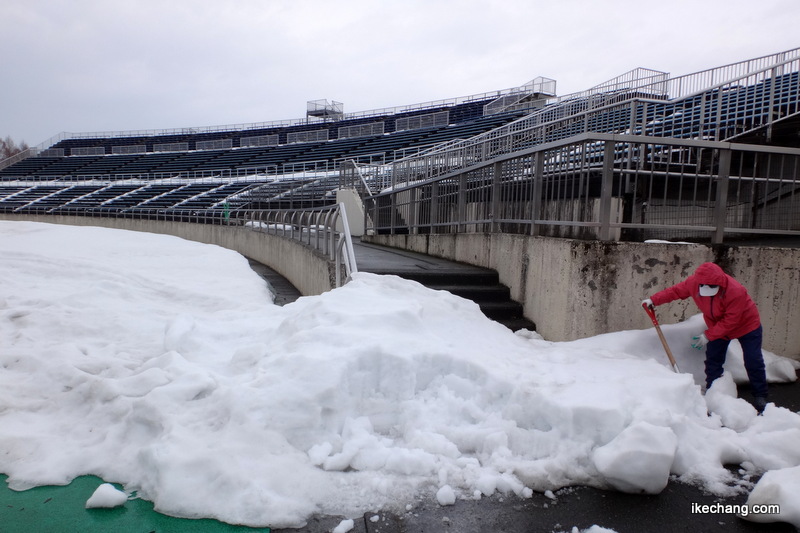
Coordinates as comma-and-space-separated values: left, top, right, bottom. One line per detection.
388, 47, 800, 188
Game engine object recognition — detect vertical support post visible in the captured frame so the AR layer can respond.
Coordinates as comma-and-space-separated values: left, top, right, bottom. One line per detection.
457, 173, 467, 233
530, 151, 544, 236
491, 161, 503, 233
766, 66, 778, 143
408, 186, 418, 235
598, 141, 616, 241
430, 181, 439, 231
363, 197, 369, 235
712, 148, 732, 244
390, 191, 397, 235
698, 92, 707, 138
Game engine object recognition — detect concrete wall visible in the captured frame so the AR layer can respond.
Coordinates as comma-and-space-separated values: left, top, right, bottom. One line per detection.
0, 214, 335, 296
335, 189, 365, 237
364, 233, 800, 360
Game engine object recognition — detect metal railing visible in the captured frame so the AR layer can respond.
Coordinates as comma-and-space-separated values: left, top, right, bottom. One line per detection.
5, 204, 358, 288
364, 133, 800, 244
0, 164, 350, 212
388, 47, 800, 190
236, 203, 358, 287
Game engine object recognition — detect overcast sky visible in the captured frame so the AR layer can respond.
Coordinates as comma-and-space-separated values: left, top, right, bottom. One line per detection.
2, 0, 798, 146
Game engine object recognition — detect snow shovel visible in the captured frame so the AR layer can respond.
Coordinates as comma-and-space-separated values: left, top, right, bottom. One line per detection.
642, 303, 681, 373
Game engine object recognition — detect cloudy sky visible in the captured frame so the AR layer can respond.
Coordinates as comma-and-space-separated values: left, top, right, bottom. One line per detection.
2, 0, 798, 146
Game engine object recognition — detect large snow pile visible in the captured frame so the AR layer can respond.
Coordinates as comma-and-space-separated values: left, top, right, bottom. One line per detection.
1, 221, 799, 529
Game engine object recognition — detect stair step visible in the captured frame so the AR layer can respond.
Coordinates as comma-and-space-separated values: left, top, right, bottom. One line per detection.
478, 300, 525, 320
376, 270, 499, 287
497, 317, 538, 332
380, 271, 536, 332
426, 284, 511, 302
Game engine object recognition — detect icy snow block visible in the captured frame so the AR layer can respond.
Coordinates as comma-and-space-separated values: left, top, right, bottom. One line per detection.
332, 519, 355, 533
85, 483, 128, 508
741, 465, 800, 528
592, 421, 677, 494
436, 484, 457, 506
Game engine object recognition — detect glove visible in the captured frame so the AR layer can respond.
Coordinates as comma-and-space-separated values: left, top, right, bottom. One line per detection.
641, 298, 654, 309
691, 334, 708, 350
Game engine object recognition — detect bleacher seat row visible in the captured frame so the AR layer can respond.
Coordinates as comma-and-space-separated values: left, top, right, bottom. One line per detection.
0, 97, 529, 213
1, 63, 798, 216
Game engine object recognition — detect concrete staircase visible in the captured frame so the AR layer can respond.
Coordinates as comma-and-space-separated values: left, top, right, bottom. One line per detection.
387, 269, 536, 332
353, 240, 535, 332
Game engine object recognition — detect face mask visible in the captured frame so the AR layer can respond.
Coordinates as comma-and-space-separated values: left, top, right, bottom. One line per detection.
699, 284, 720, 297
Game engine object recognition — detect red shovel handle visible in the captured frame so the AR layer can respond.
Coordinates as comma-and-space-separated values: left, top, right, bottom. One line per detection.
642, 302, 681, 373
642, 302, 659, 325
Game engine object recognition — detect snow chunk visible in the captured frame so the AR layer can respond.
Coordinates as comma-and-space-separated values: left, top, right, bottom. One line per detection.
436, 485, 457, 506
741, 465, 800, 528
704, 372, 757, 431
85, 483, 128, 508
332, 518, 355, 533
592, 422, 677, 494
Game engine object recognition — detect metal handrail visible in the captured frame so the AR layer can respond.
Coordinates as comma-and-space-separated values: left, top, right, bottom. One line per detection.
388, 47, 800, 187
1, 203, 358, 288
364, 132, 800, 244
233, 203, 358, 287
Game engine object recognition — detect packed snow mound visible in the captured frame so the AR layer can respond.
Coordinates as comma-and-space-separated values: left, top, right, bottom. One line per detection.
1, 221, 799, 529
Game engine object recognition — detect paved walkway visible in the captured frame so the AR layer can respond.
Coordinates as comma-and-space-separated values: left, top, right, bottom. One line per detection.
352, 238, 493, 276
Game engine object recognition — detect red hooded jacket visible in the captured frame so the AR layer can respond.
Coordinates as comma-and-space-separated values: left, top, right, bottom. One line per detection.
650, 262, 761, 341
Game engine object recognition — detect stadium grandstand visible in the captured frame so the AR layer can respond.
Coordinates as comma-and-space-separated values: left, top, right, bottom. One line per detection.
0, 77, 556, 214
1, 47, 800, 245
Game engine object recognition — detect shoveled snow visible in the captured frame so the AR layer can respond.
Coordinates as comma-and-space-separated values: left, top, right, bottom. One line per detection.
742, 465, 800, 528
575, 527, 619, 533
85, 483, 128, 508
332, 518, 355, 533
436, 484, 457, 506
592, 421, 677, 494
1, 221, 799, 529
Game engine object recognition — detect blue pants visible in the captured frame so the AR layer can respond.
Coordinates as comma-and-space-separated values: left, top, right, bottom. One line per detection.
705, 325, 768, 398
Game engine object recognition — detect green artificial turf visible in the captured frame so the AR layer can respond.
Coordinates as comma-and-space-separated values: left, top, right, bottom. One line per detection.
0, 474, 271, 533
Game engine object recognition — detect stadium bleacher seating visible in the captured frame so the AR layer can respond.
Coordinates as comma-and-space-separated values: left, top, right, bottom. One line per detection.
0, 95, 529, 212
1, 65, 798, 215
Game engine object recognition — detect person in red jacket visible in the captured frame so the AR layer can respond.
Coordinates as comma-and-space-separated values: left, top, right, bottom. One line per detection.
642, 262, 769, 413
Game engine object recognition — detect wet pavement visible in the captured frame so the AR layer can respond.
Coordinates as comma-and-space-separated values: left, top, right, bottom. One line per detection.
351, 239, 495, 278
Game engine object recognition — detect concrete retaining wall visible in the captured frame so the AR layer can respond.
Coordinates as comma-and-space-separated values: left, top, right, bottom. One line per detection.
0, 215, 335, 296
364, 233, 800, 359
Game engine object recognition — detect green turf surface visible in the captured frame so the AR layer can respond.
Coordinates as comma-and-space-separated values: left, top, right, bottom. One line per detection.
0, 474, 271, 533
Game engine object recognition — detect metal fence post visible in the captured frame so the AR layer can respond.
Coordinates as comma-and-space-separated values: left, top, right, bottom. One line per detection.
457, 173, 467, 233
530, 151, 544, 236
598, 141, 616, 241
712, 148, 732, 244
430, 181, 439, 231
491, 161, 502, 233
390, 190, 397, 235
408, 187, 418, 235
